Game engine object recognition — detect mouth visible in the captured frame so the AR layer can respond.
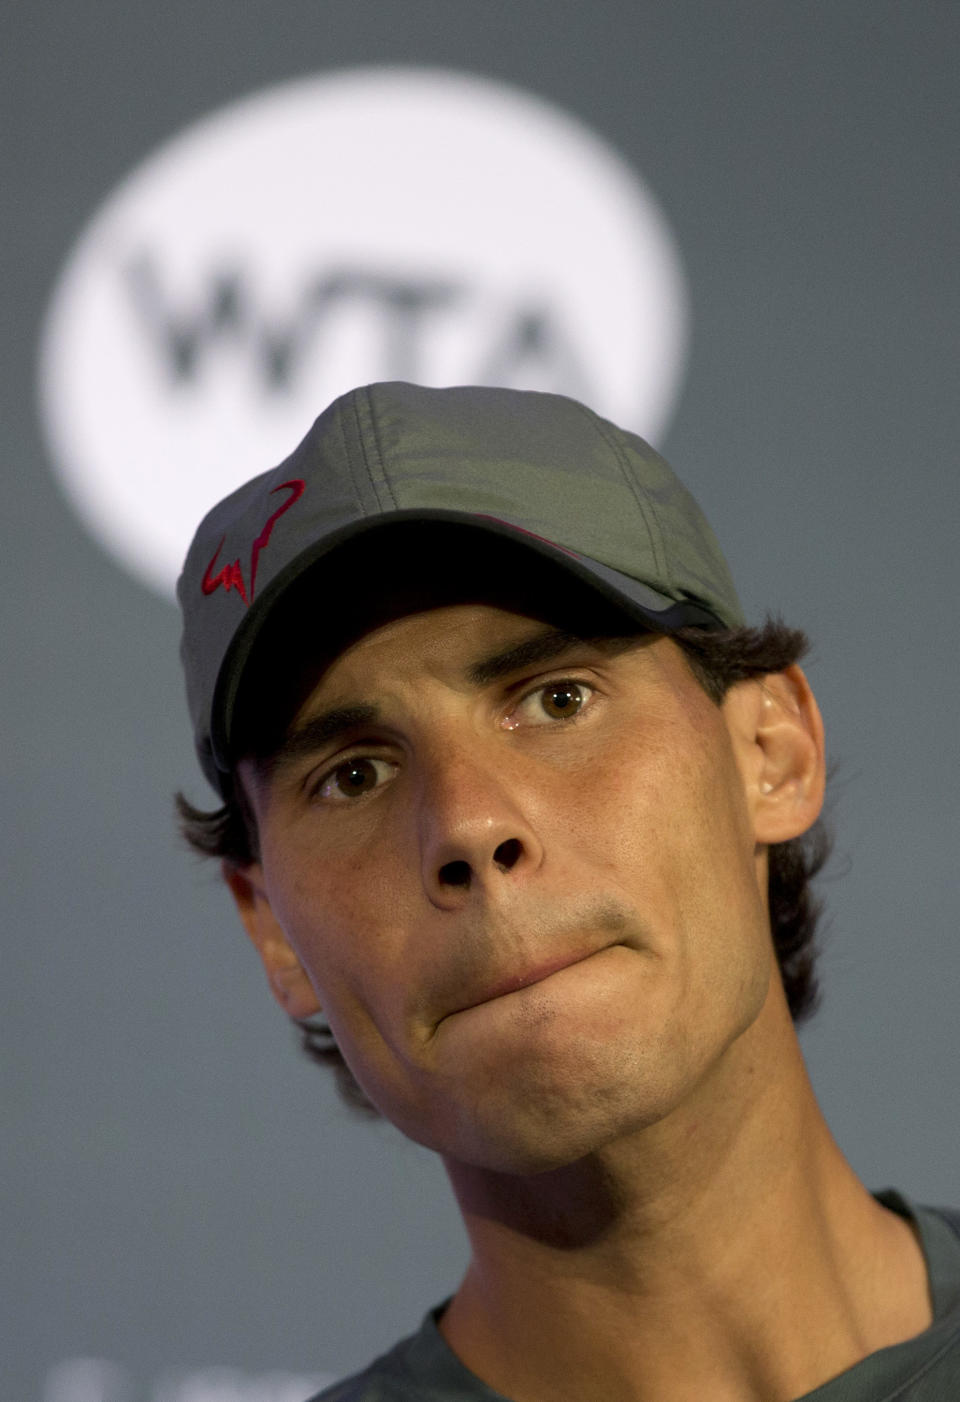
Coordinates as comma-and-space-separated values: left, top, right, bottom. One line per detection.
451, 945, 614, 1016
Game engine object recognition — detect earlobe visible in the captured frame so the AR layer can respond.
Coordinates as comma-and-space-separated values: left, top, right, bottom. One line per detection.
732, 666, 826, 845
222, 862, 323, 1021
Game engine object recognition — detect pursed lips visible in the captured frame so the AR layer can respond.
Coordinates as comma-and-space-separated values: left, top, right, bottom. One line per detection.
448, 944, 616, 1017
419, 901, 636, 1037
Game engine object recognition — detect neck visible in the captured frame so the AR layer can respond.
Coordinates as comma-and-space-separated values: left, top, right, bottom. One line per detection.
440, 997, 931, 1402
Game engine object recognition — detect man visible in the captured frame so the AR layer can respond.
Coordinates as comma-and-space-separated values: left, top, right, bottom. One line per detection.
177, 382, 959, 1401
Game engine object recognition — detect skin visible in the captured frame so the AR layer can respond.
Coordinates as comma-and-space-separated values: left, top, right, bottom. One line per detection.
228, 603, 932, 1402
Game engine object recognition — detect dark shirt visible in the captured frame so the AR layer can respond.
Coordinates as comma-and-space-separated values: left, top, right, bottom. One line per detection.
310, 1193, 960, 1401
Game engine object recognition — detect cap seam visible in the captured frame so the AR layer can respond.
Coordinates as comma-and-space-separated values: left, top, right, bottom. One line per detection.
352, 385, 399, 511
330, 398, 370, 516
568, 399, 671, 591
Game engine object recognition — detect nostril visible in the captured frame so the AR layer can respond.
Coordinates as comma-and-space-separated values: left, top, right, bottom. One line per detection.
439, 859, 472, 888
493, 838, 523, 871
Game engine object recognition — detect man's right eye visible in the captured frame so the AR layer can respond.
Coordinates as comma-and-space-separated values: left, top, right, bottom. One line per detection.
312, 756, 397, 803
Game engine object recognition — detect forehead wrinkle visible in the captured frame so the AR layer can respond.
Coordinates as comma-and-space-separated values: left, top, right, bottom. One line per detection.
282, 627, 580, 742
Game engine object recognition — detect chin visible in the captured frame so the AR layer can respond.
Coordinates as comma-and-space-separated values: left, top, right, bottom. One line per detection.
344, 965, 773, 1176
449, 1129, 622, 1179
447, 1116, 605, 1178
427, 1053, 682, 1178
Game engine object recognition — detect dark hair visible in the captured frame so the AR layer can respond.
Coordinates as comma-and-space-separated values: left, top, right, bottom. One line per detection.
176, 616, 830, 1115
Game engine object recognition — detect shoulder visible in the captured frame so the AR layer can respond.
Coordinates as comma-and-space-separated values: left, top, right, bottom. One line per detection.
303, 1339, 418, 1402
303, 1305, 498, 1402
304, 1356, 413, 1402
927, 1203, 960, 1236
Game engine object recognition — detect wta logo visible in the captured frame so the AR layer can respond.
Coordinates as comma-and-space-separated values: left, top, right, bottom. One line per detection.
37, 67, 688, 599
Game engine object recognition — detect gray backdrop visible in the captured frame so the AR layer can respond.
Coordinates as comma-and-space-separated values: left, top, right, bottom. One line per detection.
5, 4, 959, 1400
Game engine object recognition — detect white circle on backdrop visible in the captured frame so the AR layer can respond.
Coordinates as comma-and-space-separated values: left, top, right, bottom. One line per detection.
38, 67, 689, 598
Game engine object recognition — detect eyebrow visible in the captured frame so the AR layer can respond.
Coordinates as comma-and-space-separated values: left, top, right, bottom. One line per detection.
255, 628, 630, 786
466, 627, 603, 684
254, 704, 380, 786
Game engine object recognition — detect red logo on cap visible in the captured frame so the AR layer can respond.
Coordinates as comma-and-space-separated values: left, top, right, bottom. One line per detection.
201, 478, 305, 607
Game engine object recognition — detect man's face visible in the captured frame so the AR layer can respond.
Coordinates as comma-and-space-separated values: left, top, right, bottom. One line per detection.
237, 603, 784, 1174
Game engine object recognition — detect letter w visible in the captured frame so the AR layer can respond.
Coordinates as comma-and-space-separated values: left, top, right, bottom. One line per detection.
124, 253, 334, 392
124, 254, 256, 384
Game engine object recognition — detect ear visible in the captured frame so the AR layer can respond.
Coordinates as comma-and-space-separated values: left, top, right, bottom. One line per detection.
222, 861, 323, 1021
725, 665, 826, 845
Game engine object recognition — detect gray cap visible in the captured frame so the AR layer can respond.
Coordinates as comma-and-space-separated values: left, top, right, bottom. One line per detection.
178, 381, 745, 796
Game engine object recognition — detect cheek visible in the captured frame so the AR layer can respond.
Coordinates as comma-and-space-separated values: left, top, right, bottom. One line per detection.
562, 708, 748, 867
566, 712, 769, 977
260, 829, 427, 1065
265, 859, 441, 1127
260, 836, 375, 1001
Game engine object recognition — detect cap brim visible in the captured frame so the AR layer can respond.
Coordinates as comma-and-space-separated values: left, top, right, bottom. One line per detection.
209, 509, 726, 783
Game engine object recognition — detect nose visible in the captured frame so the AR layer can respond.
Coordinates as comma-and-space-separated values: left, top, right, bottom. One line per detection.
417, 741, 544, 906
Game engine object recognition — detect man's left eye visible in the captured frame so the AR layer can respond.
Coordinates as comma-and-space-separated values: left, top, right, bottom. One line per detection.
508, 680, 593, 727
